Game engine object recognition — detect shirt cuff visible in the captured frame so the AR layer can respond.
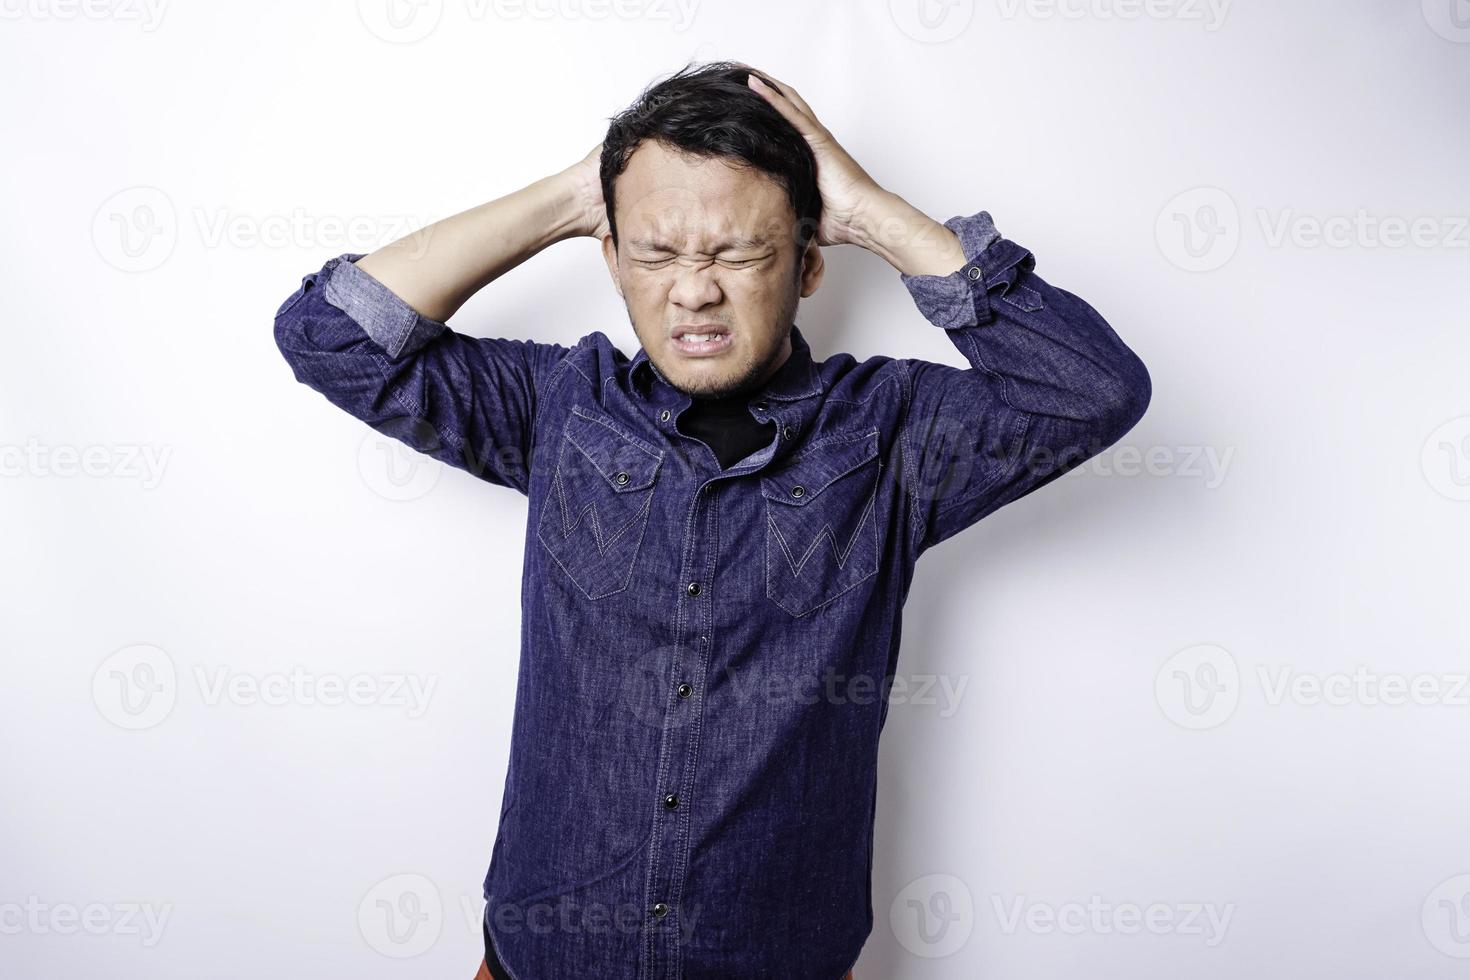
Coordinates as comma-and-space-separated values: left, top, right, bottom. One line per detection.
899, 210, 1010, 330
320, 252, 448, 359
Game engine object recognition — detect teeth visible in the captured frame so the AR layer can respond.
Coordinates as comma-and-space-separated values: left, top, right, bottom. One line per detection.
681, 333, 723, 343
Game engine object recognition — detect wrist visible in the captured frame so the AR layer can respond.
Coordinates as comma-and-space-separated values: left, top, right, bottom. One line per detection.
542, 169, 599, 242
853, 193, 967, 278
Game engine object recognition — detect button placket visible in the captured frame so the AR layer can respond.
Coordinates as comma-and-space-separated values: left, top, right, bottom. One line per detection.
642, 486, 716, 979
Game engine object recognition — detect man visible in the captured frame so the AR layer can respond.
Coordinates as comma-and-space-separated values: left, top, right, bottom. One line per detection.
274, 62, 1150, 980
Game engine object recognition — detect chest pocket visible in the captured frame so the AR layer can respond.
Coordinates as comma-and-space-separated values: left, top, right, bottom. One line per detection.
760, 430, 881, 618
537, 408, 664, 600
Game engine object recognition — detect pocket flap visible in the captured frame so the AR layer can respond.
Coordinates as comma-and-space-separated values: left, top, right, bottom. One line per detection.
562, 409, 663, 492
760, 430, 879, 506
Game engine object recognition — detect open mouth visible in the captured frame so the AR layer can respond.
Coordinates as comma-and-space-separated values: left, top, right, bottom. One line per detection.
671, 328, 732, 357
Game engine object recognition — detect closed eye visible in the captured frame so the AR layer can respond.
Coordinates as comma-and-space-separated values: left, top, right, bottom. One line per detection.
630, 253, 768, 269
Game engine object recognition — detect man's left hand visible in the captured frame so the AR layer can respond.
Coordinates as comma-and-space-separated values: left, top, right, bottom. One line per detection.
744, 68, 967, 277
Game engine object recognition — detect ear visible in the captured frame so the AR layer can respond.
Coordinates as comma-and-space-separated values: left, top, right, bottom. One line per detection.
798, 239, 824, 298
600, 233, 623, 299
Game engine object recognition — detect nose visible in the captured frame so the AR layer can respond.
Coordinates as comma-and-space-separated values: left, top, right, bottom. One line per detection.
668, 259, 723, 311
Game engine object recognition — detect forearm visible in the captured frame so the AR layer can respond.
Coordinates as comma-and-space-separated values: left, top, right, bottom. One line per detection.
851, 191, 967, 278
353, 169, 587, 323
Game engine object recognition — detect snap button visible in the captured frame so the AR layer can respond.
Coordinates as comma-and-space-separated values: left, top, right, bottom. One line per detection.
967, 265, 982, 280
754, 400, 768, 411
663, 793, 679, 810
615, 471, 629, 486
659, 409, 671, 422
652, 902, 670, 918
790, 485, 805, 498
686, 581, 701, 596
677, 682, 693, 698
782, 424, 795, 440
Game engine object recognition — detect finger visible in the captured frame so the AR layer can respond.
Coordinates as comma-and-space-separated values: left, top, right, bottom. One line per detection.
747, 74, 817, 135
749, 71, 819, 125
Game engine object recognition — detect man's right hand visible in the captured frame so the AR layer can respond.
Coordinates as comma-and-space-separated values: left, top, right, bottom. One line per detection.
563, 141, 610, 241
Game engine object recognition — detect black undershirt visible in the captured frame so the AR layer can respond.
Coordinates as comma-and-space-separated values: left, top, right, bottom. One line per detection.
482, 915, 508, 978
676, 391, 773, 469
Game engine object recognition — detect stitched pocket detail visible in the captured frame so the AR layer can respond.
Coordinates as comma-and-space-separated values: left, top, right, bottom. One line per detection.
760, 430, 882, 618
536, 408, 663, 600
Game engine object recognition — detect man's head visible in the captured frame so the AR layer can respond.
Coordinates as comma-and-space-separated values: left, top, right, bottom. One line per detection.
598, 61, 824, 398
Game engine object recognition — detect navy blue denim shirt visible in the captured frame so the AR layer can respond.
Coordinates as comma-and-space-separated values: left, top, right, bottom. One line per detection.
273, 210, 1150, 979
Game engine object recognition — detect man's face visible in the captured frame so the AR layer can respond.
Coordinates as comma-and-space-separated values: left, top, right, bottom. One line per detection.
601, 140, 824, 398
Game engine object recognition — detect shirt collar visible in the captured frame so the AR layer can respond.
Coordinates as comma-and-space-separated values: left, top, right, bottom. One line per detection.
628, 324, 826, 470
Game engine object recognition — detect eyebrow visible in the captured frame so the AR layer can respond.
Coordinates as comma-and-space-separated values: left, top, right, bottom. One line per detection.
627, 235, 771, 252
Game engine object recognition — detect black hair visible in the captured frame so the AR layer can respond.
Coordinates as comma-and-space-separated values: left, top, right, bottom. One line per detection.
599, 61, 822, 263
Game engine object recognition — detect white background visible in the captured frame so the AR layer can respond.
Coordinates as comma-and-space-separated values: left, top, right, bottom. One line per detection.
3, 1, 1469, 977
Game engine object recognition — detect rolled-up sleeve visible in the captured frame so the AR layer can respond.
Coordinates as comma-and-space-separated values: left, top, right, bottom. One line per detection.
273, 253, 570, 495
896, 210, 1152, 556
317, 251, 448, 360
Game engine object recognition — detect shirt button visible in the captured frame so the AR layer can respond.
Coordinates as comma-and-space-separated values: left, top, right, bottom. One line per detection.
790, 485, 805, 498
686, 581, 701, 596
615, 471, 629, 485
659, 409, 671, 422
677, 682, 693, 698
652, 902, 670, 918
663, 793, 680, 810
967, 265, 982, 280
